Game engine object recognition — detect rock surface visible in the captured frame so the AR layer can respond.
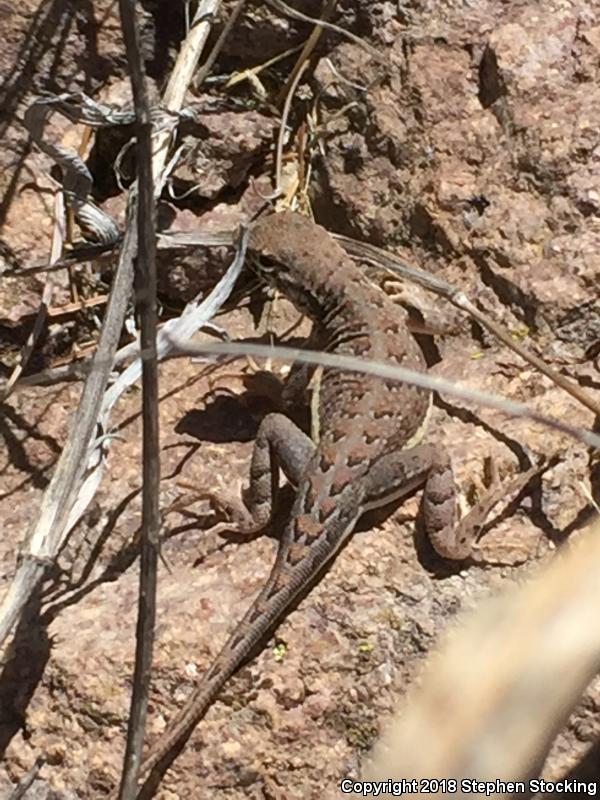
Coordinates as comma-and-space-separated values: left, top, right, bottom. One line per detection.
0, 1, 598, 798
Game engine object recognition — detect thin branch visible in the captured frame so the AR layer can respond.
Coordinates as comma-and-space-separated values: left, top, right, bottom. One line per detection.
194, 0, 248, 89
337, 235, 600, 419
0, 201, 139, 647
0, 2, 223, 648
274, 58, 308, 195
276, 0, 338, 107
116, 1, 160, 797
265, 0, 388, 65
162, 0, 221, 110
0, 189, 66, 401
167, 338, 600, 451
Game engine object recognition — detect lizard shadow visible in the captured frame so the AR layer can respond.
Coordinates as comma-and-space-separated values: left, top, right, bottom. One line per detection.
176, 370, 313, 455
175, 331, 313, 447
176, 392, 261, 444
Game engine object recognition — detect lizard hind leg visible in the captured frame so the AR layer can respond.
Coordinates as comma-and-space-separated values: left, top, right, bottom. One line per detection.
422, 451, 550, 561
364, 443, 547, 561
362, 442, 509, 561
207, 412, 316, 538
361, 443, 468, 561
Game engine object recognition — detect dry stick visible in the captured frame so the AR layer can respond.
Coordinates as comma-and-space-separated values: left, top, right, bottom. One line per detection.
0, 0, 222, 649
273, 59, 308, 197
361, 517, 600, 797
168, 339, 600, 451
13, 243, 118, 276
266, 0, 387, 65
117, 1, 160, 798
223, 43, 304, 91
66, 125, 94, 303
0, 362, 90, 389
470, 304, 600, 417
336, 235, 600, 419
253, 33, 317, 202
0, 203, 138, 648
142, 0, 223, 201
275, 0, 338, 107
162, 0, 221, 110
194, 0, 248, 89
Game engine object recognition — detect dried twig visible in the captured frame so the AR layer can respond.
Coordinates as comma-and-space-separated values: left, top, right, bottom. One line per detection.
0, 199, 139, 647
337, 235, 600, 419
0, 192, 63, 401
273, 59, 308, 198
275, 0, 338, 107
223, 43, 303, 93
265, 0, 388, 65
194, 0, 248, 89
0, 2, 224, 649
166, 338, 600, 451
116, 1, 160, 797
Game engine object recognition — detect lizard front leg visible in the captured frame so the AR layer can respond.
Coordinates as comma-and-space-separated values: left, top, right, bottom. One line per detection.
207, 412, 316, 536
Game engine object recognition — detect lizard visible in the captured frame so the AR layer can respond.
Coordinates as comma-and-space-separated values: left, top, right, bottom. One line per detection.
128, 210, 534, 798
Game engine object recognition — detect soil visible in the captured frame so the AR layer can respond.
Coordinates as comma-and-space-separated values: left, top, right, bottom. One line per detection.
0, 1, 599, 798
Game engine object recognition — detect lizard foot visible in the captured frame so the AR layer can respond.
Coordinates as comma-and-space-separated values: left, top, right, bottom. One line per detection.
455, 457, 551, 563
174, 478, 266, 540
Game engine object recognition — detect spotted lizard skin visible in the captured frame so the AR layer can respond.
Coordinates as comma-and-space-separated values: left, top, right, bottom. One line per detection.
131, 211, 470, 798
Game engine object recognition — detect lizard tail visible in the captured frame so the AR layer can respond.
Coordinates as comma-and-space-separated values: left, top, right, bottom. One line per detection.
133, 541, 332, 798
133, 485, 363, 798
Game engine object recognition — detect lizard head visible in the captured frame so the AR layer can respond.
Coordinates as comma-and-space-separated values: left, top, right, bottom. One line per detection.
247, 211, 352, 321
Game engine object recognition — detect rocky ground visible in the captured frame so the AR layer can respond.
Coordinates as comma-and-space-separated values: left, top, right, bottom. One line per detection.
0, 1, 599, 798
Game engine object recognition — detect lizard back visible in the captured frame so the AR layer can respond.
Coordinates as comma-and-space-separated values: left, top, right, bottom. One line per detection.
246, 210, 433, 610
249, 210, 431, 459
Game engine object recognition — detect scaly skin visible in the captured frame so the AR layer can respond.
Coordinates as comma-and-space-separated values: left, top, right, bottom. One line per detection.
130, 212, 471, 798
